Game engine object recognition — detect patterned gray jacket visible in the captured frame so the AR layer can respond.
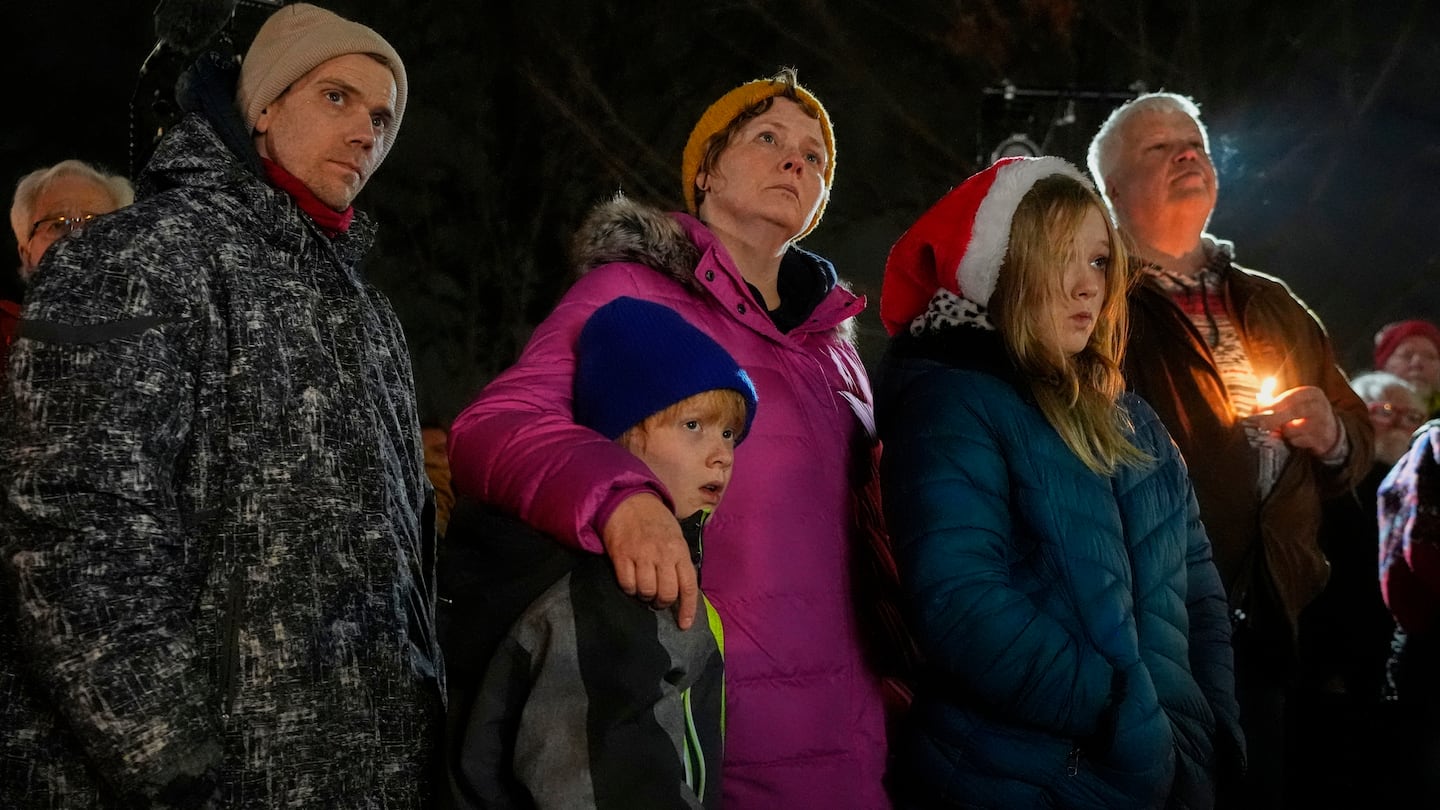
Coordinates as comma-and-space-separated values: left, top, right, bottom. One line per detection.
0, 111, 443, 808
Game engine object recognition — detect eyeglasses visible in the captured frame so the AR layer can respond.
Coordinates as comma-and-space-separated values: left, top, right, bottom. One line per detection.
28, 212, 98, 241
1368, 401, 1428, 428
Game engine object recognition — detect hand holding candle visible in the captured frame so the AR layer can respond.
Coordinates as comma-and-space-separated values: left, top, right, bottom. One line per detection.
1243, 382, 1342, 456
1248, 376, 1284, 498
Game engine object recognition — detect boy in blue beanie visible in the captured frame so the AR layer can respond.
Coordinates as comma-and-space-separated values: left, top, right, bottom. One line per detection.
440, 297, 758, 810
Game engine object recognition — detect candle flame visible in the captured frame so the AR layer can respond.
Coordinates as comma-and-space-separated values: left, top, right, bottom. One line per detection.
1257, 376, 1278, 408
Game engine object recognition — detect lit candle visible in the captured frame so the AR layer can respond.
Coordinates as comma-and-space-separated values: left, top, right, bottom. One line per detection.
1254, 375, 1281, 498
1256, 376, 1278, 410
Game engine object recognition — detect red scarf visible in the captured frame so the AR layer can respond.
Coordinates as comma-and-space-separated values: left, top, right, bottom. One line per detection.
262, 159, 354, 238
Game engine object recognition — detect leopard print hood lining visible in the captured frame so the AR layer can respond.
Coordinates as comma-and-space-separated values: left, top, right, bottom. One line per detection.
910, 288, 995, 336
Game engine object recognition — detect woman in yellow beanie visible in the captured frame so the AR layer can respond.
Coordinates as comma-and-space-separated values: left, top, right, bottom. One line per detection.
448, 69, 893, 808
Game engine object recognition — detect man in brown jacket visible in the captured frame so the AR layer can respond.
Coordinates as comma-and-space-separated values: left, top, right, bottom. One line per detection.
1088, 93, 1372, 809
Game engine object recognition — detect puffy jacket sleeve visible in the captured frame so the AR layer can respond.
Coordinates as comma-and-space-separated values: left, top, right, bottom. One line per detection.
1130, 397, 1244, 774
879, 366, 1114, 736
0, 226, 223, 804
1180, 476, 1243, 750
448, 267, 667, 553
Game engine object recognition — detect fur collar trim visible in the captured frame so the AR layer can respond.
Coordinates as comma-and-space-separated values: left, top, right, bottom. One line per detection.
569, 193, 856, 340
571, 193, 703, 291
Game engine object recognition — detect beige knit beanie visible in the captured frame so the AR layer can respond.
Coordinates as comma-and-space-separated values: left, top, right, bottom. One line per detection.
236, 3, 407, 146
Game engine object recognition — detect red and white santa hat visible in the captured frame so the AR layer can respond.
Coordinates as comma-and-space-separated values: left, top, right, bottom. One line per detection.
880, 156, 1093, 336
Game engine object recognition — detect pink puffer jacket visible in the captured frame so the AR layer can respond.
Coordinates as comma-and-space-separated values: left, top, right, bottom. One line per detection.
450, 196, 890, 809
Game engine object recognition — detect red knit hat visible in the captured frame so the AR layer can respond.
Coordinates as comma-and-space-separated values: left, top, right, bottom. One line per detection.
1375, 319, 1440, 369
879, 156, 1091, 336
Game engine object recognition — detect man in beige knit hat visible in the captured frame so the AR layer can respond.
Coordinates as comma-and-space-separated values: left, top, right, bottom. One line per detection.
0, 5, 441, 808
236, 1, 408, 211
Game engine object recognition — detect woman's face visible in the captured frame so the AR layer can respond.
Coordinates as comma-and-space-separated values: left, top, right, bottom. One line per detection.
1041, 206, 1110, 357
696, 98, 828, 242
1382, 335, 1440, 396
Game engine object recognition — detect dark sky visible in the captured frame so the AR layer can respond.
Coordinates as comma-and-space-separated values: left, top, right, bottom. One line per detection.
4, 0, 1437, 419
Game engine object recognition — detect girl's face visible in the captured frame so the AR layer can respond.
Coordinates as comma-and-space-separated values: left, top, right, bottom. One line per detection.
1042, 206, 1111, 357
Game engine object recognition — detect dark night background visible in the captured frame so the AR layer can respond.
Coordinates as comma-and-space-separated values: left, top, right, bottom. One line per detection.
3, 0, 1437, 424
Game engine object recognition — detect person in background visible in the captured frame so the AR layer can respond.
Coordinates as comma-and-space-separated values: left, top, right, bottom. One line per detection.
1354, 372, 1429, 472
1374, 319, 1440, 418
444, 296, 756, 809
447, 70, 892, 808
1088, 92, 1372, 808
0, 5, 441, 807
10, 159, 134, 281
5, 159, 134, 369
1378, 417, 1440, 804
1290, 371, 1420, 805
877, 156, 1239, 809
422, 420, 456, 537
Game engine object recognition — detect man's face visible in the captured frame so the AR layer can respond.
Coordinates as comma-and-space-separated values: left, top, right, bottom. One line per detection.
1105, 108, 1218, 244
254, 53, 397, 211
18, 175, 119, 280
1370, 384, 1428, 465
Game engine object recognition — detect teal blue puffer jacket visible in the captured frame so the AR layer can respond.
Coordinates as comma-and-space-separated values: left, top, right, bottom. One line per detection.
877, 327, 1241, 809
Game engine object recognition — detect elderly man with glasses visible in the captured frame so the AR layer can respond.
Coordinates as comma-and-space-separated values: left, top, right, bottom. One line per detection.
0, 5, 441, 808
5, 159, 133, 369
10, 159, 134, 280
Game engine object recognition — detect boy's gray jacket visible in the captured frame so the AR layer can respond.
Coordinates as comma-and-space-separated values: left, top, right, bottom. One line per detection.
0, 112, 443, 808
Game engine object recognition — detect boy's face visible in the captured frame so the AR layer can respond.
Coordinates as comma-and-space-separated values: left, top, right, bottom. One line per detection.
625, 402, 741, 519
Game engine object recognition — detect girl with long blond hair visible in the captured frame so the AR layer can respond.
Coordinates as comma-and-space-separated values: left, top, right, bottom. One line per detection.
875, 157, 1241, 809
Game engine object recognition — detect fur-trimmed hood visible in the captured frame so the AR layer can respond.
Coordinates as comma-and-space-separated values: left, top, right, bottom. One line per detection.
571, 194, 704, 291
569, 193, 856, 341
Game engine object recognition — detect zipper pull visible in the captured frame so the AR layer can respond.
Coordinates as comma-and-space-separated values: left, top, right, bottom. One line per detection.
1066, 746, 1081, 777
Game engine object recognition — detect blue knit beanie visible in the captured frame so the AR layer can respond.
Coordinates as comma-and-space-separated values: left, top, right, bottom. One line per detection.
574, 297, 758, 442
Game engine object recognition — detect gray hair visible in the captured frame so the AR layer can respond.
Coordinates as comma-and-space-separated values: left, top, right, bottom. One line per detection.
1349, 370, 1417, 405
1087, 92, 1209, 198
10, 160, 135, 244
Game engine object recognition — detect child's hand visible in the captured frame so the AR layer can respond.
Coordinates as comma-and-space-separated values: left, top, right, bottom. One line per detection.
603, 493, 700, 629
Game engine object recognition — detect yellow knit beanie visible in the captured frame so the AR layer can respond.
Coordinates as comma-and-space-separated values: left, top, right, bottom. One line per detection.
236, 4, 407, 151
681, 76, 835, 240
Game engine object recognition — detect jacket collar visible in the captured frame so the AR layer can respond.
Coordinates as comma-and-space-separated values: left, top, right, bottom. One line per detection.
887, 322, 1036, 404
571, 193, 861, 338
144, 52, 377, 269
142, 114, 376, 270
